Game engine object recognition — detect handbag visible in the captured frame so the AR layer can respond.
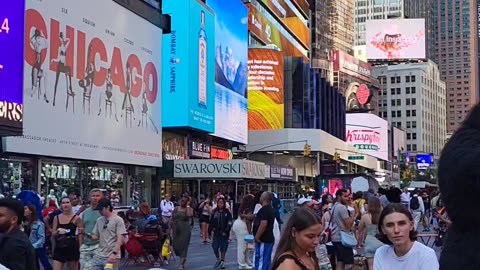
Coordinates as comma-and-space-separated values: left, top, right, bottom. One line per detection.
364, 234, 384, 253
340, 231, 358, 248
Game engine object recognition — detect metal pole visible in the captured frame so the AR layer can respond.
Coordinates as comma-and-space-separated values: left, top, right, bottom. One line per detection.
303, 155, 307, 184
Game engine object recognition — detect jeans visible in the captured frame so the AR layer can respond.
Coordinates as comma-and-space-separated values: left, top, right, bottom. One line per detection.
212, 234, 229, 258
254, 242, 274, 270
36, 247, 52, 270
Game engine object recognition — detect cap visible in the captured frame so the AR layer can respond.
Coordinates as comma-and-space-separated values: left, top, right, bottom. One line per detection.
95, 198, 112, 211
0, 198, 25, 225
147, 215, 157, 221
297, 197, 311, 206
307, 200, 320, 207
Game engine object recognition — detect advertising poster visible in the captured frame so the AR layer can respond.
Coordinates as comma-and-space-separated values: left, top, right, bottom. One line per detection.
162, 0, 215, 132
4, 0, 163, 167
0, 0, 25, 135
208, 0, 249, 144
246, 3, 308, 60
346, 113, 388, 161
416, 154, 433, 170
248, 48, 285, 130
366, 19, 426, 60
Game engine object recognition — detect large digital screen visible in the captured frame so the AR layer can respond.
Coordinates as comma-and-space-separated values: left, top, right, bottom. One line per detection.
366, 19, 426, 60
346, 113, 389, 161
416, 154, 433, 170
0, 0, 25, 134
208, 0, 249, 144
4, 0, 163, 167
248, 48, 284, 130
162, 0, 216, 132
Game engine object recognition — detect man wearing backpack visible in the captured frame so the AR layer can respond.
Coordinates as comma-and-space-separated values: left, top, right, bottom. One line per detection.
409, 190, 425, 231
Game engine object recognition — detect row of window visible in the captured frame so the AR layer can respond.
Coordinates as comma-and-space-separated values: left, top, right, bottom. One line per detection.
391, 110, 417, 117
407, 144, 418, 152
386, 87, 417, 95
389, 121, 417, 129
390, 98, 417, 106
390, 75, 416, 84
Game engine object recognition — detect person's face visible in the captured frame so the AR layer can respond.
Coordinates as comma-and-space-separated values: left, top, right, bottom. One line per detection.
101, 207, 109, 216
165, 194, 171, 201
217, 199, 225, 210
340, 192, 349, 205
327, 195, 333, 203
180, 198, 188, 207
61, 198, 72, 211
24, 206, 31, 218
69, 194, 79, 206
90, 191, 102, 205
293, 224, 322, 253
381, 212, 414, 247
0, 207, 17, 233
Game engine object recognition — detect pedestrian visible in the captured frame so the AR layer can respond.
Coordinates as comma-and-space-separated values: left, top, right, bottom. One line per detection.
356, 197, 384, 270
409, 190, 425, 231
159, 194, 175, 226
253, 192, 276, 270
133, 202, 151, 233
400, 188, 411, 207
232, 194, 256, 269
143, 215, 167, 266
330, 189, 359, 270
52, 197, 83, 270
172, 195, 194, 270
88, 198, 127, 270
209, 197, 233, 269
79, 188, 103, 270
198, 196, 213, 244
374, 203, 438, 270
271, 207, 321, 270
24, 204, 52, 270
0, 198, 36, 270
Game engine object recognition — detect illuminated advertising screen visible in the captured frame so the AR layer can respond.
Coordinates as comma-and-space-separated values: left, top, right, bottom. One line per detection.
246, 3, 308, 60
248, 48, 284, 130
4, 0, 163, 166
366, 19, 426, 60
331, 50, 372, 83
256, 0, 310, 48
416, 154, 433, 170
0, 0, 25, 135
346, 113, 389, 161
208, 0, 249, 144
162, 0, 216, 132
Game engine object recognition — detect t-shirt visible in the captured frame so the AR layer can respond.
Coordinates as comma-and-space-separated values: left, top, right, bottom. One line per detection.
373, 241, 439, 270
330, 202, 350, 242
92, 215, 127, 258
80, 207, 101, 246
253, 205, 275, 243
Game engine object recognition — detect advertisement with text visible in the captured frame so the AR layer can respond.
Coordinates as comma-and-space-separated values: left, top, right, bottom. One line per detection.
248, 48, 285, 130
162, 0, 216, 132
366, 19, 426, 60
331, 50, 372, 83
346, 113, 388, 161
208, 0, 248, 144
4, 0, 163, 167
246, 3, 308, 60
0, 1, 25, 134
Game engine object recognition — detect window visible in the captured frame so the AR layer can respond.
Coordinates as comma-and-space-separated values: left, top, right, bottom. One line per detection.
396, 88, 401, 94
383, 111, 388, 118
396, 99, 401, 106
407, 144, 412, 151
412, 144, 417, 151
406, 98, 410, 105
407, 110, 411, 117
407, 121, 411, 128
411, 87, 416, 94
396, 76, 401, 83
392, 111, 396, 117
407, 133, 411, 140
378, 91, 382, 96
412, 121, 417, 128
391, 100, 396, 106
406, 87, 411, 94
412, 98, 416, 105
391, 88, 396, 95
411, 75, 416, 82
397, 110, 402, 117
412, 133, 417, 140
406, 76, 410, 83
391, 77, 396, 84
397, 122, 402, 128
412, 110, 417, 116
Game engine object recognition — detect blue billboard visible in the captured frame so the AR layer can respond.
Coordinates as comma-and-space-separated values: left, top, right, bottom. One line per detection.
208, 0, 248, 144
162, 0, 215, 132
416, 154, 433, 170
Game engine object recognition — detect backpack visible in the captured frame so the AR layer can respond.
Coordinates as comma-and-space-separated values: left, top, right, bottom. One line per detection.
410, 197, 420, 210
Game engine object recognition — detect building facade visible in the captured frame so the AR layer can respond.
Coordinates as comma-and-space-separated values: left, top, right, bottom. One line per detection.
372, 61, 447, 157
434, 0, 479, 132
354, 0, 405, 46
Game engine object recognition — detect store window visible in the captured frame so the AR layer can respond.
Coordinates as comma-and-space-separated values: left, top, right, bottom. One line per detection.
0, 158, 35, 197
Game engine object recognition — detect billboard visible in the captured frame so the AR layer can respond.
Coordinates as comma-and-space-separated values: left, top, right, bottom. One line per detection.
162, 0, 215, 132
4, 0, 162, 167
0, 0, 25, 135
246, 3, 308, 60
346, 113, 389, 161
366, 19, 426, 60
208, 0, 249, 144
331, 50, 372, 83
248, 48, 285, 130
416, 154, 433, 170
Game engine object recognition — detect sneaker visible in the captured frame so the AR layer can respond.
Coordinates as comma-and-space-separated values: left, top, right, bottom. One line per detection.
214, 260, 221, 268
220, 261, 225, 269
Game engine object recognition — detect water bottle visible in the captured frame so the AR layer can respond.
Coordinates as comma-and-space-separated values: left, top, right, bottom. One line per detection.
103, 263, 113, 270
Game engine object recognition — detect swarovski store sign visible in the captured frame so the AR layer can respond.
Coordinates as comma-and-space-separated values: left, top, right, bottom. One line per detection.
188, 140, 211, 158
174, 159, 266, 179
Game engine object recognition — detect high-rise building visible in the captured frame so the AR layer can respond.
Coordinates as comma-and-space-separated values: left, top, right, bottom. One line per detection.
434, 0, 479, 132
354, 0, 405, 47
372, 61, 447, 157
404, 0, 436, 63
310, 0, 330, 61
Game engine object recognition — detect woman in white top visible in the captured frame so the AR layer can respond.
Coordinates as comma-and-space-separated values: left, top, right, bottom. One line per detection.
374, 203, 439, 270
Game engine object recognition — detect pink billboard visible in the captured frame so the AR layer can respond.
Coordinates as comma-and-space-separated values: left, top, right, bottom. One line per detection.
366, 19, 426, 60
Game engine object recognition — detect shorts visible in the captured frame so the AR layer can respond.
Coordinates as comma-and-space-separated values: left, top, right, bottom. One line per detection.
199, 214, 210, 224
212, 235, 229, 253
332, 242, 354, 264
53, 243, 80, 263
80, 244, 99, 270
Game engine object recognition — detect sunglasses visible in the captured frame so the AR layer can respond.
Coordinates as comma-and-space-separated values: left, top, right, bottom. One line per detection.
103, 219, 110, 229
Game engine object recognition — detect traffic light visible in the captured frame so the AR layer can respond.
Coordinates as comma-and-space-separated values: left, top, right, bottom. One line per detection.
333, 152, 340, 162
303, 143, 311, 156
